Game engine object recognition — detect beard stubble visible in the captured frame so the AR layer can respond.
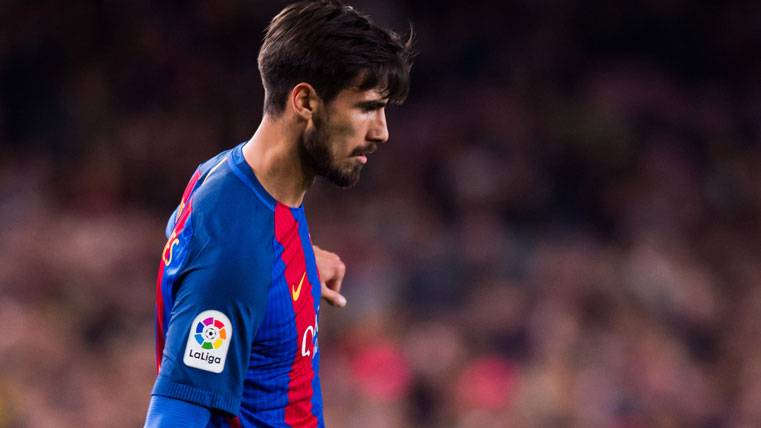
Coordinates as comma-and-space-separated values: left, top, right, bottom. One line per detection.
299, 111, 365, 188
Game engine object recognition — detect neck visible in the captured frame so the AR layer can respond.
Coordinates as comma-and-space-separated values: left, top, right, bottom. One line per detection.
242, 114, 314, 208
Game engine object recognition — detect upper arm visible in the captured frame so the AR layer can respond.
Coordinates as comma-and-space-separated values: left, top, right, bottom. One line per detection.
152, 209, 271, 415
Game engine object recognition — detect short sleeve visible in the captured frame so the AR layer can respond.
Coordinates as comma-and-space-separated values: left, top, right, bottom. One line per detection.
151, 211, 270, 415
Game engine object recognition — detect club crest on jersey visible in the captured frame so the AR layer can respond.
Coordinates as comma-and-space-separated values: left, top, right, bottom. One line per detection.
183, 310, 232, 373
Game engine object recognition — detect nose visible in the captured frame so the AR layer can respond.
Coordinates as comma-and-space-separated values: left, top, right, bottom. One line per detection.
367, 109, 389, 144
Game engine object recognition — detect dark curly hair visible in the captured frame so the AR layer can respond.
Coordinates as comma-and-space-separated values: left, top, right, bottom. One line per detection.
258, 0, 415, 115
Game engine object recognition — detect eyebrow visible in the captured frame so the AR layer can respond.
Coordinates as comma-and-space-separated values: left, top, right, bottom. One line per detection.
355, 100, 388, 110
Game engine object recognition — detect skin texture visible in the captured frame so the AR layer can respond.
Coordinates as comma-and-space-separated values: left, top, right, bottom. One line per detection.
300, 85, 389, 188
243, 82, 389, 207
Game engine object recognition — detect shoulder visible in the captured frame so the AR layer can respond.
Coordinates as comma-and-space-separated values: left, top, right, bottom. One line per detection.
190, 157, 274, 249
169, 146, 277, 294
182, 156, 274, 297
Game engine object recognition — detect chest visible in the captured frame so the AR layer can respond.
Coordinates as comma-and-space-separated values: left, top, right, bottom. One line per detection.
251, 205, 321, 365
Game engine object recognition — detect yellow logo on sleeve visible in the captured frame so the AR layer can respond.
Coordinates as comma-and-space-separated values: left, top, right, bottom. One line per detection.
162, 231, 180, 266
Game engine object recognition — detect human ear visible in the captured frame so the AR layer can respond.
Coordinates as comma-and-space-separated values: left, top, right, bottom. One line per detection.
289, 83, 321, 121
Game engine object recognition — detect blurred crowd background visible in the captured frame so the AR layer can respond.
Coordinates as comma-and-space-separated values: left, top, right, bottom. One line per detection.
2, 1, 761, 427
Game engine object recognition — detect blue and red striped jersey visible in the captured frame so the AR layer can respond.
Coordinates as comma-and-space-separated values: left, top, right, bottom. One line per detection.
152, 142, 324, 427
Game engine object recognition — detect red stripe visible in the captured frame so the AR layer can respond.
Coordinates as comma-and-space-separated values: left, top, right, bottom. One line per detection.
154, 260, 166, 371
173, 200, 193, 232
181, 170, 202, 204
275, 204, 317, 428
154, 186, 196, 371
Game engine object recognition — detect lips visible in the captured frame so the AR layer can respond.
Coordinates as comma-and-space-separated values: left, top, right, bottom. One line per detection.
352, 148, 374, 165
351, 144, 377, 158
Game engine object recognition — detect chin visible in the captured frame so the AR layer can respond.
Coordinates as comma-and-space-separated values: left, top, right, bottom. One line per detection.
324, 165, 362, 188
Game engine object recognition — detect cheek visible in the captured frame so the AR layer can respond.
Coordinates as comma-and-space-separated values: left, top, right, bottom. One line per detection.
330, 119, 360, 148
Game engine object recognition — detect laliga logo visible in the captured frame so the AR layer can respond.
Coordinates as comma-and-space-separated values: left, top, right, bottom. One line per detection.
184, 311, 232, 373
193, 316, 228, 349
301, 315, 319, 358
188, 316, 228, 365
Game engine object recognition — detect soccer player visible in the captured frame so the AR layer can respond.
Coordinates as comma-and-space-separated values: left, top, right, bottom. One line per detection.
144, 1, 414, 427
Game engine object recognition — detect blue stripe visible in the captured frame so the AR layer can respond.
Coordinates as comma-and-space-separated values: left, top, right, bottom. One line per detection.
238, 232, 294, 426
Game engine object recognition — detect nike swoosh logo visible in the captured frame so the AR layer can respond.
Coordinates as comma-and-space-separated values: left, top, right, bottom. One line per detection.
291, 272, 306, 301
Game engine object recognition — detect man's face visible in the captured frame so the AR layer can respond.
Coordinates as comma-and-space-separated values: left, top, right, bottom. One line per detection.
299, 87, 389, 188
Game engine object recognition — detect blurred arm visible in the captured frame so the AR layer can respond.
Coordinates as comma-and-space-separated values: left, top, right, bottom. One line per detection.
313, 244, 347, 308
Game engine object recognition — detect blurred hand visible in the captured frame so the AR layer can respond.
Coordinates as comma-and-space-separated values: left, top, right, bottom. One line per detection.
313, 245, 347, 308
